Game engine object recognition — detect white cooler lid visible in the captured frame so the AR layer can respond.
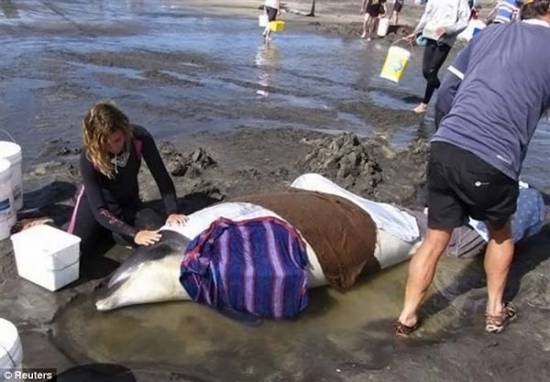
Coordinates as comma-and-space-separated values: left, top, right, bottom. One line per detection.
11, 224, 81, 255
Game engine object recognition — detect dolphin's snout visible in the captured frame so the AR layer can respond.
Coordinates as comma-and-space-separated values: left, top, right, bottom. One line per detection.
96, 298, 114, 311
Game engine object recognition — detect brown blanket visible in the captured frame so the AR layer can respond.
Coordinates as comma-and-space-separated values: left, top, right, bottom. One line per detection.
232, 189, 379, 291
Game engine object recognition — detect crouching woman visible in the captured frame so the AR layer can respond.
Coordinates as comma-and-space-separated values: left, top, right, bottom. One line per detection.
67, 103, 187, 260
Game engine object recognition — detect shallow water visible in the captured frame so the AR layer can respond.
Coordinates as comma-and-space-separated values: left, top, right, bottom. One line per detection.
54, 258, 470, 379
0, 0, 426, 168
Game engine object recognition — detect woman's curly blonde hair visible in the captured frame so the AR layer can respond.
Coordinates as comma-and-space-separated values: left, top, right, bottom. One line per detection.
82, 103, 133, 179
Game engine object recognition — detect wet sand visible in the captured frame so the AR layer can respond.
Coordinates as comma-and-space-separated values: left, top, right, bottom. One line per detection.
1, 0, 550, 381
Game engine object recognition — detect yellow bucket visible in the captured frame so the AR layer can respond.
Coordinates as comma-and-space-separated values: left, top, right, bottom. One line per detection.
380, 46, 411, 83
269, 20, 285, 32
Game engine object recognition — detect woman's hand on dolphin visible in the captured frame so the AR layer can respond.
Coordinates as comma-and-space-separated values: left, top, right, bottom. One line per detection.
134, 230, 162, 246
166, 213, 189, 226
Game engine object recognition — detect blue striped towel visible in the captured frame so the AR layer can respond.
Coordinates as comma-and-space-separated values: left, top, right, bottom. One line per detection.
180, 216, 309, 319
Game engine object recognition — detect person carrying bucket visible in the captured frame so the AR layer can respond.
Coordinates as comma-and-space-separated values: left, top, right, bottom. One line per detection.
361, 0, 387, 40
405, 0, 470, 114
67, 103, 188, 269
262, 0, 281, 42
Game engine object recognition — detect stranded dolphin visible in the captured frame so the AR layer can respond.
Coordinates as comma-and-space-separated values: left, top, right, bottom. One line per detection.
96, 175, 547, 313
96, 174, 423, 312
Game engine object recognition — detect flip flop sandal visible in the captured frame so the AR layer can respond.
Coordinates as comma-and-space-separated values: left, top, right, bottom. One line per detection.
485, 302, 518, 334
394, 321, 419, 337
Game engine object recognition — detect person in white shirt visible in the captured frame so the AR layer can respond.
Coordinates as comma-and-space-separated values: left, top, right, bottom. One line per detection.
263, 0, 281, 41
405, 0, 470, 114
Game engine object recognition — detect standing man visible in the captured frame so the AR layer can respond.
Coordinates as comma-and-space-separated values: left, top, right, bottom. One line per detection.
396, 0, 550, 335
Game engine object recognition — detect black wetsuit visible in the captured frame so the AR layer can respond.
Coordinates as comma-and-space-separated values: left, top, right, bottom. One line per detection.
67, 125, 177, 256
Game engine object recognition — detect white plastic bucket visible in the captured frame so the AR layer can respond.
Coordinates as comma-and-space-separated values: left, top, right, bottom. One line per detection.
377, 18, 390, 37
380, 46, 411, 83
11, 224, 81, 291
259, 14, 268, 27
0, 159, 15, 240
0, 141, 23, 211
0, 318, 23, 375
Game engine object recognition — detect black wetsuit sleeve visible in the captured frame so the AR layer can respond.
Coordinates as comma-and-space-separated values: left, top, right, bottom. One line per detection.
80, 154, 138, 238
139, 130, 178, 216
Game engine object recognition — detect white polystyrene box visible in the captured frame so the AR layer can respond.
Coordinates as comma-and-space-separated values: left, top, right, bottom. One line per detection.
11, 225, 81, 291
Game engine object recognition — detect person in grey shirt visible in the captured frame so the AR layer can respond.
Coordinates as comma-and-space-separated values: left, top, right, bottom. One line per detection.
396, 0, 550, 336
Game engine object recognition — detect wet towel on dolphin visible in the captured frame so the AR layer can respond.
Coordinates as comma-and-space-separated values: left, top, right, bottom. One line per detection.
180, 217, 309, 319
233, 190, 379, 291
290, 174, 419, 243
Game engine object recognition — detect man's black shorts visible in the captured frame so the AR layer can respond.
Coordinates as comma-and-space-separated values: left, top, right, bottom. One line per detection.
427, 142, 519, 231
265, 6, 278, 21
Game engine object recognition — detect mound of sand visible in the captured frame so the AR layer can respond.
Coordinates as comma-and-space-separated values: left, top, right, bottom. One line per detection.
160, 142, 217, 178
299, 133, 383, 197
